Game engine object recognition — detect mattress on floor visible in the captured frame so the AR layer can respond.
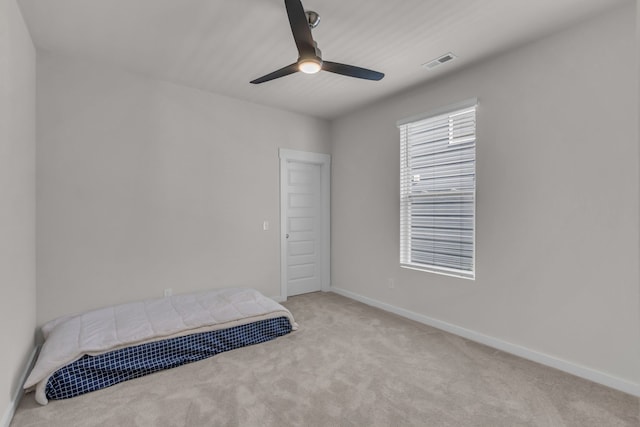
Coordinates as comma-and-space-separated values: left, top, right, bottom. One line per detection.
25, 287, 297, 405
44, 316, 293, 401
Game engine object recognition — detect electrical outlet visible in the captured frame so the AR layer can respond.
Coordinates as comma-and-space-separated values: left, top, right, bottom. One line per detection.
388, 278, 395, 289
263, 221, 269, 231
164, 288, 173, 297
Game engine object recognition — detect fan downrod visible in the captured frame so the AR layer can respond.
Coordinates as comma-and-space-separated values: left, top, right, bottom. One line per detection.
306, 11, 320, 29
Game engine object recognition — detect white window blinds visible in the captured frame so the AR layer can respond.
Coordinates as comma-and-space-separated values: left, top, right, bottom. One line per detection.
398, 100, 477, 279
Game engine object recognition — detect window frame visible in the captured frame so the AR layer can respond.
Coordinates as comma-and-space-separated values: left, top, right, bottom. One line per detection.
397, 98, 478, 280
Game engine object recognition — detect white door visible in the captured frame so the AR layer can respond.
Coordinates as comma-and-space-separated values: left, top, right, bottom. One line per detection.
285, 162, 321, 296
280, 149, 330, 298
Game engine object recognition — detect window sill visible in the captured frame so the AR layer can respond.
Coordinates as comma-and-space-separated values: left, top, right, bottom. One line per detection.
400, 263, 475, 280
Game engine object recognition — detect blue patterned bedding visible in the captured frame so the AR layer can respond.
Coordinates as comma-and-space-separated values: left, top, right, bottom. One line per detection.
45, 316, 292, 400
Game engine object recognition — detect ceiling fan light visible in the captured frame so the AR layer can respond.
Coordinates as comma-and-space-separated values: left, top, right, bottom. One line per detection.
299, 58, 322, 74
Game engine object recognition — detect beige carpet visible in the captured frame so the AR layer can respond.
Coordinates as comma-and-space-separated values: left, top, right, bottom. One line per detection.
11, 292, 639, 426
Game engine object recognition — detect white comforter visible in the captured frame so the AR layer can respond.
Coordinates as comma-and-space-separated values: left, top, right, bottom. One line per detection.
25, 287, 297, 405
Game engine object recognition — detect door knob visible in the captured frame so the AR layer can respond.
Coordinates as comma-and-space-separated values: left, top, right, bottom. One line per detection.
286, 234, 289, 239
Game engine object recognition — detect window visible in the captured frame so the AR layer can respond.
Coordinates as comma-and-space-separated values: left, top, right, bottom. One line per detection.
397, 99, 477, 279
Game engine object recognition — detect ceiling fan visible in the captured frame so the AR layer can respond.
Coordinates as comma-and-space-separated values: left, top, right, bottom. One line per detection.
250, 0, 384, 84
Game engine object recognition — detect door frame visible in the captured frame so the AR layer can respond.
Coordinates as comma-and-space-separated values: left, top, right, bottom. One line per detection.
279, 148, 331, 300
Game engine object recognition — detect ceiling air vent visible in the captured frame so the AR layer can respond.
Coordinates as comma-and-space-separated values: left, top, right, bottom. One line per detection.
423, 52, 457, 70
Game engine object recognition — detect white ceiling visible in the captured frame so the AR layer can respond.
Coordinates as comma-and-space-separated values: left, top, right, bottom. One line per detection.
18, 0, 625, 120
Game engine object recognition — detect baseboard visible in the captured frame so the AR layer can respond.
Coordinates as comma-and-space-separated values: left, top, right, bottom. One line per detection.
1, 346, 38, 427
330, 286, 640, 397
270, 295, 286, 303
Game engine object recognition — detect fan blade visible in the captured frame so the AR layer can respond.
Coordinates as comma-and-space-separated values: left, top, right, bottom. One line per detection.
284, 0, 315, 58
322, 61, 384, 81
250, 63, 299, 84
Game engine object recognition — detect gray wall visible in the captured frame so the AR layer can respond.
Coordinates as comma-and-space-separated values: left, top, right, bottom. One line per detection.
331, 3, 640, 387
36, 53, 330, 325
0, 0, 36, 421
